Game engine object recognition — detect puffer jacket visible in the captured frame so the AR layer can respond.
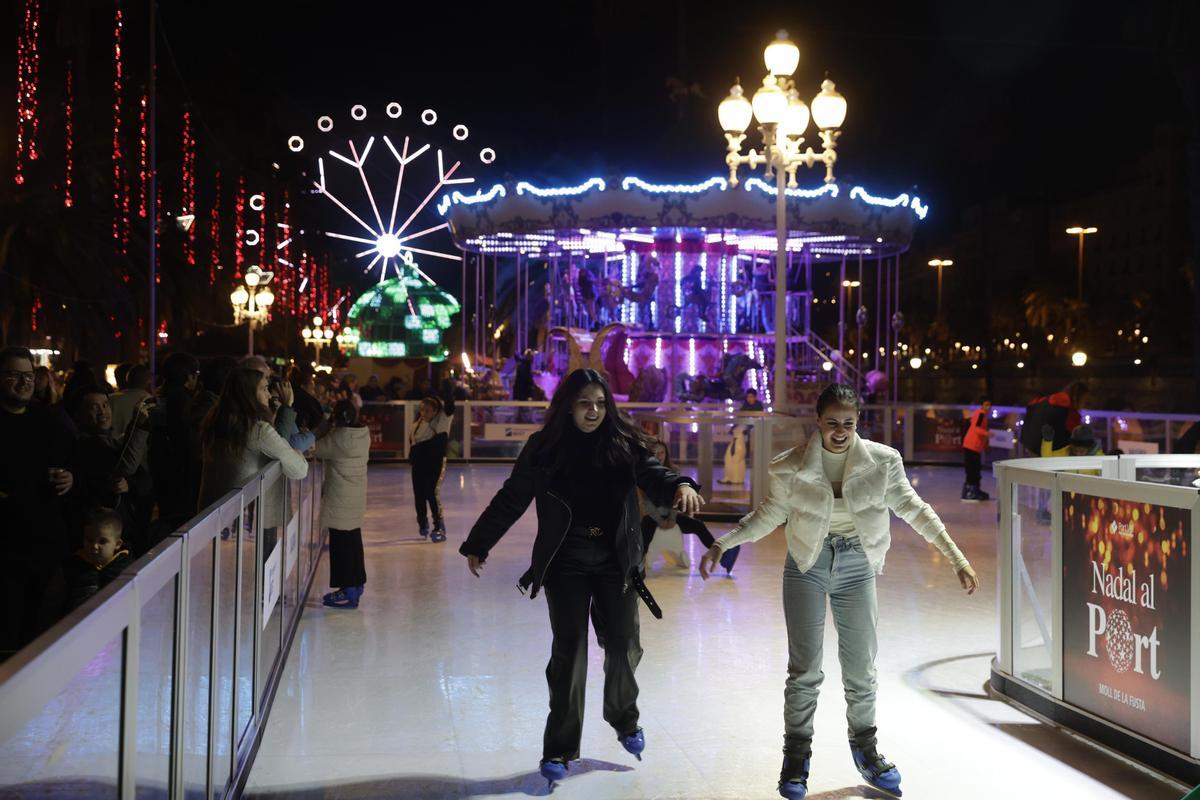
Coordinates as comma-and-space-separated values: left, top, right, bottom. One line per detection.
312, 425, 371, 530
460, 431, 697, 602
716, 432, 969, 575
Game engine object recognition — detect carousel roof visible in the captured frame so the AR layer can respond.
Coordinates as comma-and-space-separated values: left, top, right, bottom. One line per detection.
440, 176, 927, 258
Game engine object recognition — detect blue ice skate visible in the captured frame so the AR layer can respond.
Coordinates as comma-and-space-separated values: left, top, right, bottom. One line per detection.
618, 727, 645, 760
850, 742, 902, 797
539, 758, 568, 787
777, 754, 809, 799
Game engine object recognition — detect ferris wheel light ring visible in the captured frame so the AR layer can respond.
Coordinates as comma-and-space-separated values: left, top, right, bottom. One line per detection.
351, 104, 367, 121
386, 102, 402, 118
245, 229, 260, 246
287, 135, 304, 152
317, 115, 333, 132
479, 147, 496, 164
453, 124, 469, 141
421, 109, 438, 125
249, 193, 265, 211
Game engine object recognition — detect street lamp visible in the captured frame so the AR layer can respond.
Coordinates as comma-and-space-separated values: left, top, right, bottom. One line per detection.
1071, 350, 1088, 367
230, 266, 274, 355
927, 258, 953, 320
335, 326, 360, 354
1065, 226, 1097, 301
720, 28, 847, 407
301, 315, 336, 365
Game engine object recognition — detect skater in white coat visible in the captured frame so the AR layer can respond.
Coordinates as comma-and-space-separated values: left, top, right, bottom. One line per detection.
699, 383, 978, 799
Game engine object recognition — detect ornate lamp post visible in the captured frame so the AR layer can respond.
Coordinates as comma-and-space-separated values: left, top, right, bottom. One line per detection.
230, 266, 274, 355
719, 29, 847, 407
335, 326, 360, 355
301, 315, 336, 365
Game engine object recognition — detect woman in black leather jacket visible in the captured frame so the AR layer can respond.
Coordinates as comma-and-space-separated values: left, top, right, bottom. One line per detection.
460, 368, 702, 786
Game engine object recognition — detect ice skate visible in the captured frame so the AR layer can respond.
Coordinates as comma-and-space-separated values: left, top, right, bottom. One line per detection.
322, 586, 361, 609
777, 754, 809, 799
850, 742, 902, 797
960, 482, 980, 502
539, 757, 568, 787
618, 727, 645, 760
430, 519, 447, 543
418, 524, 430, 539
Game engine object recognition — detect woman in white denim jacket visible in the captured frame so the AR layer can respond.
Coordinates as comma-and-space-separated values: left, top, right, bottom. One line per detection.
700, 384, 978, 800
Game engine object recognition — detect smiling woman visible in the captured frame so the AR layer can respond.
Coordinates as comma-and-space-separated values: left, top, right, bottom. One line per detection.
459, 367, 703, 786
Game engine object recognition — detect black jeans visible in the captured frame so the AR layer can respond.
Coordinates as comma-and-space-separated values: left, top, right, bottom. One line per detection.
542, 530, 642, 761
329, 527, 366, 588
963, 449, 982, 485
411, 458, 446, 528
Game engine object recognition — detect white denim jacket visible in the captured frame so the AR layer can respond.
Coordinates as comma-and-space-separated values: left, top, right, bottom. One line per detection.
716, 432, 969, 575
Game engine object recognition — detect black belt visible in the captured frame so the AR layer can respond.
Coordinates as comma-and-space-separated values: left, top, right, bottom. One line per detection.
631, 572, 662, 619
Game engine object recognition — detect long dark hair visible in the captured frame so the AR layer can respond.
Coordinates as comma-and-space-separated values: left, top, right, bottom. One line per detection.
532, 368, 651, 474
200, 367, 271, 460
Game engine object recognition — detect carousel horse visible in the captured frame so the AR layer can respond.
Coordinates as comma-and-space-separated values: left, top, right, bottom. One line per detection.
628, 365, 667, 402
599, 277, 624, 326
623, 268, 660, 328
671, 352, 763, 403
601, 327, 636, 395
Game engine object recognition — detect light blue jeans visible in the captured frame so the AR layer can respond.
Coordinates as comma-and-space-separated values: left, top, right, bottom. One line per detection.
782, 534, 878, 755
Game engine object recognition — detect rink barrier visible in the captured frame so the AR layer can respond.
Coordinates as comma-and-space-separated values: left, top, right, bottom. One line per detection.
357, 400, 1200, 465
0, 460, 327, 800
992, 453, 1200, 785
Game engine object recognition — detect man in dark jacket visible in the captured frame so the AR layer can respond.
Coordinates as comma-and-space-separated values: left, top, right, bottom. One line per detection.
0, 346, 75, 655
150, 352, 199, 531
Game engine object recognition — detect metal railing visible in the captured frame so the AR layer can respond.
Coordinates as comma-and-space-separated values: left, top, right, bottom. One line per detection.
358, 400, 1200, 467
0, 460, 327, 799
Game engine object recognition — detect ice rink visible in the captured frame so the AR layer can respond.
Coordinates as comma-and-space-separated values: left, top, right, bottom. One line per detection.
244, 463, 1183, 799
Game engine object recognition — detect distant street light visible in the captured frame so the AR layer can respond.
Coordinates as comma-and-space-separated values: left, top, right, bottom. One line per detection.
909, 357, 922, 369
928, 258, 953, 320
230, 266, 274, 356
1065, 226, 1097, 301
301, 316, 336, 365
1071, 351, 1088, 367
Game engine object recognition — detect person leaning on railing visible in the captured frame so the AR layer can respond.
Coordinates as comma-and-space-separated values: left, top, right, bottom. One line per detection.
197, 367, 308, 522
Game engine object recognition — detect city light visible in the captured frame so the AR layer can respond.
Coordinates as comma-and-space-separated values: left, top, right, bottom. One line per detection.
909, 357, 922, 369
1072, 351, 1088, 367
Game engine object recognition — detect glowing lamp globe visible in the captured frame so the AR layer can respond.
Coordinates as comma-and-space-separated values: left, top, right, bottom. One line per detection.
751, 75, 787, 125
763, 30, 800, 76
909, 357, 923, 369
258, 289, 275, 307
323, 328, 335, 339
301, 327, 312, 339
821, 360, 834, 372
718, 82, 754, 134
230, 287, 249, 306
1071, 351, 1088, 367
811, 78, 847, 130
778, 91, 810, 138
376, 233, 403, 259
244, 271, 261, 288
312, 316, 323, 327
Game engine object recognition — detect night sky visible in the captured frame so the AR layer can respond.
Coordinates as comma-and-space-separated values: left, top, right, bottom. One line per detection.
158, 0, 1196, 253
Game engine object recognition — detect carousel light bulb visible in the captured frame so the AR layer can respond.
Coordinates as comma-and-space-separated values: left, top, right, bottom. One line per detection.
811, 78, 847, 130
718, 81, 754, 134
764, 30, 800, 76
751, 74, 787, 125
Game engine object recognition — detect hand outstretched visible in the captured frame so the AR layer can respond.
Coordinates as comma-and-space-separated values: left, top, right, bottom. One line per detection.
698, 544, 723, 580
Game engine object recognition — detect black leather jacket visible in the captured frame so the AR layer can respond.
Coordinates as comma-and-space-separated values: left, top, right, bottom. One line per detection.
460, 431, 698, 601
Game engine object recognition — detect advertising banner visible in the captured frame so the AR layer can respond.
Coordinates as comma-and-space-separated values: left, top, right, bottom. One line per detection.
913, 409, 966, 453
1061, 490, 1191, 752
359, 403, 408, 451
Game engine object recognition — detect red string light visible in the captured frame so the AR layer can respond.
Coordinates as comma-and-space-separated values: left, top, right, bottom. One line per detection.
180, 110, 196, 266
209, 169, 221, 284
63, 62, 73, 207
234, 176, 245, 279
112, 3, 128, 254
138, 88, 147, 219
14, 0, 39, 186
31, 293, 41, 333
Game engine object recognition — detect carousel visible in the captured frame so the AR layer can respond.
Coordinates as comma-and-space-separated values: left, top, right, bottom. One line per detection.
442, 176, 926, 405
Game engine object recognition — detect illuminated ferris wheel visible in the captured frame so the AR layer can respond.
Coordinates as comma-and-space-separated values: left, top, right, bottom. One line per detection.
285, 102, 496, 283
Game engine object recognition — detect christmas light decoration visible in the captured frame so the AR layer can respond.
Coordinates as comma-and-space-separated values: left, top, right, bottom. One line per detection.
62, 62, 72, 207
138, 89, 147, 219
180, 110, 196, 266
347, 253, 461, 360
14, 0, 40, 186
234, 177, 246, 278
209, 170, 221, 284
111, 4, 128, 252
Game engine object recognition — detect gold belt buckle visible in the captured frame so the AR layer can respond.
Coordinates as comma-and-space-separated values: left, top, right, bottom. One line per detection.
586, 526, 603, 538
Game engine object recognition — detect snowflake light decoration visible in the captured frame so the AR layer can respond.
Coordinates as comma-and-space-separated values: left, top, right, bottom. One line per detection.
288, 104, 496, 283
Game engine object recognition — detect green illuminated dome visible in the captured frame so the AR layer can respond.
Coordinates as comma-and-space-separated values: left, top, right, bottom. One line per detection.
346, 261, 460, 361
